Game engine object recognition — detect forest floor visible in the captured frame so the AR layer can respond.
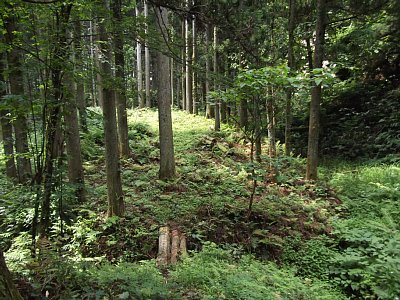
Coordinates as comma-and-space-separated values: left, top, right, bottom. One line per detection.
1, 108, 399, 299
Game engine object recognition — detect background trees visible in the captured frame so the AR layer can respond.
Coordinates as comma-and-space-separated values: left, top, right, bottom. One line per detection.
0, 0, 399, 298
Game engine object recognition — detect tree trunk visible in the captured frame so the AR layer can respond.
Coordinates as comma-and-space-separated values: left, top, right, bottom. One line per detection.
136, 5, 145, 108
156, 6, 176, 180
4, 14, 32, 183
267, 89, 276, 158
170, 58, 174, 106
144, 0, 151, 108
40, 4, 72, 236
98, 0, 125, 217
239, 99, 248, 128
185, 8, 193, 114
205, 24, 213, 118
0, 56, 17, 179
285, 0, 296, 156
64, 71, 85, 202
192, 14, 198, 114
112, 0, 130, 157
0, 251, 23, 300
213, 26, 220, 131
180, 17, 186, 111
306, 0, 326, 180
73, 19, 87, 132
0, 109, 17, 179
254, 97, 261, 162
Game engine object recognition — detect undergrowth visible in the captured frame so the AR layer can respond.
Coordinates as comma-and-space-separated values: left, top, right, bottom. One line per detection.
2, 108, 398, 299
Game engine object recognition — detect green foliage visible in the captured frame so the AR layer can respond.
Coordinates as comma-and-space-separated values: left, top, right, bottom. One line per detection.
282, 235, 338, 280
330, 164, 400, 299
321, 82, 400, 159
80, 261, 167, 299
170, 243, 346, 300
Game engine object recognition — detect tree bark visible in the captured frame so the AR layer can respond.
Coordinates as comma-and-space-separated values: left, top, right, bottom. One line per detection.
205, 24, 213, 118
144, 0, 151, 108
185, 7, 193, 114
213, 26, 220, 131
40, 4, 72, 237
73, 19, 87, 132
0, 251, 23, 300
181, 19, 186, 111
98, 0, 125, 217
0, 109, 17, 179
285, 0, 296, 156
267, 89, 276, 158
192, 13, 198, 115
4, 13, 32, 183
64, 71, 85, 202
254, 97, 261, 162
112, 0, 130, 157
156, 6, 176, 180
239, 99, 248, 128
136, 4, 145, 108
0, 55, 17, 179
306, 0, 326, 180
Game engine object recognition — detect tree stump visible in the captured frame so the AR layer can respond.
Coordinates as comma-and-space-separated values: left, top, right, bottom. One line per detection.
157, 226, 187, 266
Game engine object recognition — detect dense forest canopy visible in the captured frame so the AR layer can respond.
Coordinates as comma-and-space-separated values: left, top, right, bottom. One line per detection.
0, 0, 399, 299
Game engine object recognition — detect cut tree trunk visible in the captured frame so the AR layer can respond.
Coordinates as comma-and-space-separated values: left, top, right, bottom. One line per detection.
157, 226, 187, 266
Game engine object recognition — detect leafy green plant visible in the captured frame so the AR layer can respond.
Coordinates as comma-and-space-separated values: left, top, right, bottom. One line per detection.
282, 235, 338, 280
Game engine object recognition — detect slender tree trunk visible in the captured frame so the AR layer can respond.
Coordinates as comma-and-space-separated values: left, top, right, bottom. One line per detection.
285, 0, 296, 156
213, 26, 220, 131
254, 97, 261, 162
170, 58, 174, 106
185, 10, 193, 113
4, 14, 32, 183
156, 6, 176, 180
0, 251, 23, 300
144, 0, 151, 107
306, 0, 326, 180
136, 5, 145, 108
181, 18, 186, 111
175, 62, 181, 107
73, 19, 87, 132
89, 20, 97, 106
239, 99, 248, 128
267, 91, 276, 158
305, 37, 314, 70
112, 0, 130, 157
0, 56, 17, 178
205, 24, 213, 118
192, 14, 198, 114
98, 0, 124, 216
94, 21, 104, 108
40, 4, 72, 236
64, 71, 85, 202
